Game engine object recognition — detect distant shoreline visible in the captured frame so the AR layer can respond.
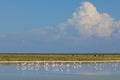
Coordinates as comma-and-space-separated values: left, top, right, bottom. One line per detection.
0, 55, 120, 61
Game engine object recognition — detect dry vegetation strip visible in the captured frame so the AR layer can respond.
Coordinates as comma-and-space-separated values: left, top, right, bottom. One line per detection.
0, 55, 120, 61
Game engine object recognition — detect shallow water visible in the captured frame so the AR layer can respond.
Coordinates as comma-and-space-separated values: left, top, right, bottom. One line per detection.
0, 62, 120, 80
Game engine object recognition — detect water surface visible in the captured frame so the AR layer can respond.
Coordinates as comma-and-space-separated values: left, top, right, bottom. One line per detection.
0, 61, 120, 80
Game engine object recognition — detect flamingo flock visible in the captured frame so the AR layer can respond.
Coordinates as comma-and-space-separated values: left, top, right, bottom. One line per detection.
16, 61, 120, 72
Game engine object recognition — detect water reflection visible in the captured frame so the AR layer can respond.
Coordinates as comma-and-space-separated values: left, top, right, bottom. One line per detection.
16, 61, 120, 73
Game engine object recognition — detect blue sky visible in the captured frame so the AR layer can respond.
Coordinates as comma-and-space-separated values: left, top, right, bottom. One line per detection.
0, 0, 120, 53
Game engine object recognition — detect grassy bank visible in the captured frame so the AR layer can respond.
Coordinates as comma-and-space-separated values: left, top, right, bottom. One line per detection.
0, 55, 120, 61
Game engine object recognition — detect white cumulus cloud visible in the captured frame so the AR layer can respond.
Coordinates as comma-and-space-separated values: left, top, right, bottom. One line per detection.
64, 1, 120, 38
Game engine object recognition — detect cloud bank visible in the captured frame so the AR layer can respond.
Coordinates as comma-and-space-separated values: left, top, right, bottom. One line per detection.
63, 1, 120, 38
22, 1, 120, 39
